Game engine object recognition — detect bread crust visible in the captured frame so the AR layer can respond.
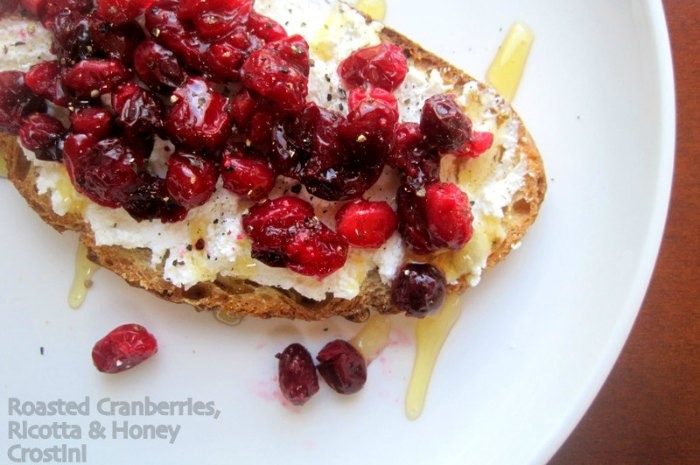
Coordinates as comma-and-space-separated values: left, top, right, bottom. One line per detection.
1, 21, 546, 322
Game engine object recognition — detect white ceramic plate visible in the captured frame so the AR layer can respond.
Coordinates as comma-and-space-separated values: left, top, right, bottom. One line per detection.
0, 1, 674, 464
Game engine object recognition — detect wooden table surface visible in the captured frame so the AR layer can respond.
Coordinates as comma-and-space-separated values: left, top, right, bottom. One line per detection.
549, 1, 700, 463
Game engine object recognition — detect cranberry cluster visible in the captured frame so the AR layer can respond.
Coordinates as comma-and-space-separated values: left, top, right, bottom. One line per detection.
0, 0, 494, 315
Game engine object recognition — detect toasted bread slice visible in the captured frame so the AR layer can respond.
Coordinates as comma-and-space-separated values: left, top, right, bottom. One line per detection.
1, 4, 546, 322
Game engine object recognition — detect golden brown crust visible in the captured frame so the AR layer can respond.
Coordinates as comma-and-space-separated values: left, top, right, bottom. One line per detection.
1, 21, 546, 321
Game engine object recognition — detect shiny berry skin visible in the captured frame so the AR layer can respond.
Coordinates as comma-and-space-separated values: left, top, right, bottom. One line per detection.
18, 113, 65, 161
133, 40, 186, 92
284, 219, 348, 277
122, 173, 187, 222
145, 2, 208, 72
177, 0, 253, 42
95, 0, 154, 26
111, 82, 164, 140
276, 343, 319, 406
347, 86, 397, 115
335, 200, 397, 248
204, 40, 247, 81
391, 263, 447, 318
454, 130, 494, 158
0, 71, 46, 133
243, 196, 314, 244
165, 152, 218, 209
89, 19, 146, 65
166, 77, 233, 153
388, 121, 423, 171
396, 184, 436, 255
425, 182, 473, 249
316, 340, 367, 394
42, 0, 93, 23
266, 34, 310, 76
420, 94, 472, 152
62, 133, 97, 186
221, 148, 276, 201
92, 323, 158, 374
241, 47, 308, 113
246, 11, 287, 43
24, 61, 68, 106
63, 59, 133, 99
338, 43, 408, 91
70, 107, 114, 139
48, 11, 93, 63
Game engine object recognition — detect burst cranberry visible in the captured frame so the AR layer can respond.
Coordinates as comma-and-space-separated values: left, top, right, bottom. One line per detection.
420, 94, 472, 151
391, 263, 447, 318
316, 340, 367, 394
335, 200, 397, 248
266, 34, 310, 76
338, 43, 408, 92
454, 130, 494, 158
63, 59, 132, 99
165, 151, 218, 208
92, 323, 158, 374
341, 86, 398, 164
221, 148, 275, 201
133, 40, 185, 91
77, 138, 145, 207
284, 219, 348, 277
204, 40, 247, 82
246, 11, 287, 43
241, 48, 307, 113
276, 343, 319, 406
145, 2, 208, 72
48, 11, 93, 63
178, 0, 253, 41
62, 133, 97, 185
70, 107, 113, 139
89, 19, 145, 65
122, 173, 187, 222
166, 77, 233, 153
24, 61, 68, 106
95, 0, 153, 25
18, 113, 65, 161
425, 182, 473, 249
111, 82, 164, 140
0, 71, 46, 133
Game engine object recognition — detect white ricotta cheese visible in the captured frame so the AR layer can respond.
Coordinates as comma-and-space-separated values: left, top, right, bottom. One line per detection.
0, 15, 53, 72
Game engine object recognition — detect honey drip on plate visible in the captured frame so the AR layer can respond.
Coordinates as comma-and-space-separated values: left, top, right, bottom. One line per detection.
214, 309, 244, 326
68, 242, 100, 309
486, 22, 534, 101
351, 314, 391, 362
354, 0, 386, 21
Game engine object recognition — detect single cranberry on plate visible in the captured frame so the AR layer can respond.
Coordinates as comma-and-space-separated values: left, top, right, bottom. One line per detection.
165, 151, 219, 209
0, 71, 46, 134
92, 323, 158, 374
316, 340, 367, 394
18, 113, 65, 162
391, 262, 447, 318
276, 343, 319, 406
335, 199, 398, 248
338, 43, 408, 92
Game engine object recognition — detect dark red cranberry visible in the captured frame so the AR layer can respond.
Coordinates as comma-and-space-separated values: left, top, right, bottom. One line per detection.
338, 43, 408, 91
454, 130, 494, 158
133, 40, 185, 91
204, 40, 247, 82
24, 61, 68, 106
111, 82, 164, 140
92, 323, 158, 374
335, 200, 397, 248
145, 3, 208, 72
2, 0, 20, 16
276, 343, 319, 406
48, 11, 93, 63
0, 71, 46, 133
425, 182, 473, 249
316, 340, 367, 394
221, 147, 276, 201
122, 173, 187, 222
62, 133, 97, 185
77, 137, 145, 207
243, 196, 314, 245
63, 59, 132, 99
89, 19, 146, 65
420, 94, 472, 151
166, 77, 233, 153
266, 34, 310, 76
95, 0, 153, 26
177, 0, 253, 41
165, 151, 218, 209
388, 121, 422, 170
391, 263, 447, 318
70, 107, 114, 139
396, 184, 437, 255
284, 218, 348, 277
18, 113, 65, 161
241, 48, 308, 113
42, 0, 93, 23
341, 85, 398, 164
246, 11, 287, 43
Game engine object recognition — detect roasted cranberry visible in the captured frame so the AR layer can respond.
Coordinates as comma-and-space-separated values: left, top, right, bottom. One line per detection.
48, 11, 93, 63
24, 60, 68, 106
166, 77, 233, 153
77, 137, 145, 207
92, 323, 158, 374
62, 133, 97, 185
111, 82, 164, 140
246, 11, 287, 43
335, 200, 397, 248
1, 0, 20, 16
388, 122, 422, 170
425, 182, 473, 249
63, 59, 132, 99
229, 88, 259, 130
133, 40, 185, 91
70, 107, 114, 139
454, 130, 494, 158
241, 48, 307, 113
396, 184, 436, 255
95, 0, 153, 26
341, 86, 398, 164
145, 3, 208, 72
243, 196, 314, 244
165, 151, 218, 209
0, 71, 46, 133
178, 0, 252, 42
204, 40, 247, 81
316, 340, 367, 394
338, 43, 408, 92
42, 0, 93, 23
18, 113, 65, 161
221, 147, 275, 201
89, 19, 146, 65
276, 343, 319, 406
122, 173, 187, 222
266, 34, 310, 76
391, 263, 447, 318
420, 94, 472, 152
284, 219, 348, 277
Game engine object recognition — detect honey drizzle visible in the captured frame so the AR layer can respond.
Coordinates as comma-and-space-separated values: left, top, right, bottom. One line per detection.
486, 22, 534, 102
68, 242, 99, 309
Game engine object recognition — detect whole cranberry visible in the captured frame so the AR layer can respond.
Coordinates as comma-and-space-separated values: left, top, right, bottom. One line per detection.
276, 343, 319, 406
338, 43, 408, 91
18, 113, 65, 161
266, 34, 310, 76
0, 71, 46, 134
144, 3, 208, 72
122, 173, 187, 223
70, 107, 114, 139
62, 133, 97, 186
396, 184, 437, 255
246, 11, 287, 43
204, 40, 247, 82
24, 61, 68, 106
391, 263, 447, 318
63, 59, 133, 99
221, 148, 276, 201
165, 151, 218, 209
420, 94, 472, 152
316, 340, 367, 394
133, 40, 186, 92
92, 323, 158, 374
241, 47, 308, 113
111, 82, 164, 140
425, 182, 473, 249
335, 200, 398, 248
243, 196, 314, 246
284, 219, 348, 277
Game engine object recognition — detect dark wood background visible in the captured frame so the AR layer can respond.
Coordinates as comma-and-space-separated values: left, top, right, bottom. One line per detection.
549, 1, 700, 463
